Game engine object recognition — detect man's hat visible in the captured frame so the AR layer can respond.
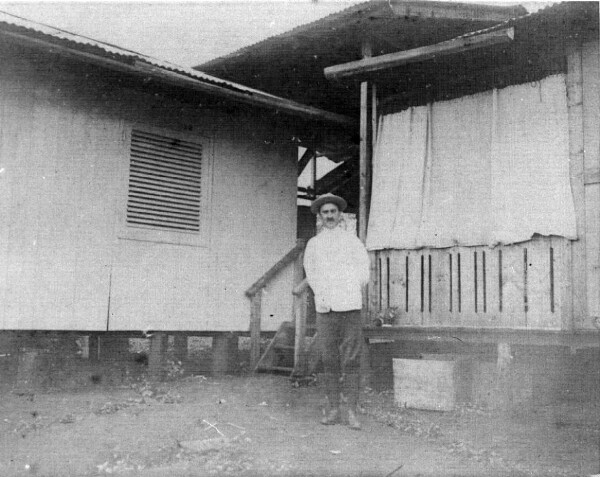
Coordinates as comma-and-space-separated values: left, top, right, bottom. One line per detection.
310, 193, 347, 215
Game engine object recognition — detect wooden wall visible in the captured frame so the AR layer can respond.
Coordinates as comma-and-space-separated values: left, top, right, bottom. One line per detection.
372, 237, 569, 330
581, 39, 600, 330
370, 40, 599, 333
0, 44, 297, 332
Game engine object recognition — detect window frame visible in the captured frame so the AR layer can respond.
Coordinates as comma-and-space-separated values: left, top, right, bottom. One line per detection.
118, 126, 213, 248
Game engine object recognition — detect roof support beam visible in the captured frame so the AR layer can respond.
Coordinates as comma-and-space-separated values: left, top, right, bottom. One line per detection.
324, 27, 514, 81
297, 148, 315, 175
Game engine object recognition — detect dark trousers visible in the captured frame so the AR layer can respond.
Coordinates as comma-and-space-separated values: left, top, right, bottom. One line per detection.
317, 310, 363, 409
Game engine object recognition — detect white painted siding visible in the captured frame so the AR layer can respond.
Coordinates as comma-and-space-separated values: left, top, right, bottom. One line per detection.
0, 46, 297, 331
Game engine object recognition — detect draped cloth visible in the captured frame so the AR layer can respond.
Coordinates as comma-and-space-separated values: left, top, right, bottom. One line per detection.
366, 75, 577, 251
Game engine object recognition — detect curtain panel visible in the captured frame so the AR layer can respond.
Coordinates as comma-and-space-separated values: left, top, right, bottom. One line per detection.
366, 74, 577, 251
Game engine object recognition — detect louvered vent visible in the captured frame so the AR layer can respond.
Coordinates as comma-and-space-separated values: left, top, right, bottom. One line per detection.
127, 130, 202, 232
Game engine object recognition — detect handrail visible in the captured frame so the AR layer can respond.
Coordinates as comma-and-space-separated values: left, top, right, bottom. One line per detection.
245, 239, 307, 298
292, 278, 309, 296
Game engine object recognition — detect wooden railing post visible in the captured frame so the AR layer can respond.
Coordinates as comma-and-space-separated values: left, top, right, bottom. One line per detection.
293, 280, 309, 375
246, 240, 308, 372
250, 290, 262, 370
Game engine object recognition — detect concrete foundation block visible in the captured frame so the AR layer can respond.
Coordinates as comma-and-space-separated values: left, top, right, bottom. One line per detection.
393, 356, 472, 411
211, 334, 239, 375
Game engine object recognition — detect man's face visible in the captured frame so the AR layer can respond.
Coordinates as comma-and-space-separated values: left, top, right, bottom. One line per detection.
319, 202, 342, 230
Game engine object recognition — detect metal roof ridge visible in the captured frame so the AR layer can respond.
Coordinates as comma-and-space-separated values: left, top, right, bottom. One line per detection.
0, 9, 356, 126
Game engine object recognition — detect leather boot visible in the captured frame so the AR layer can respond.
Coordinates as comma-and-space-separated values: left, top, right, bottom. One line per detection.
321, 373, 341, 425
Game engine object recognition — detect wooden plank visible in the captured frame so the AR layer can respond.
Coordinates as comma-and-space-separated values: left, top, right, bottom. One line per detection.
389, 3, 522, 22
428, 250, 449, 326
388, 251, 404, 311
245, 240, 305, 297
368, 252, 379, 318
585, 184, 600, 325
293, 249, 307, 372
582, 40, 600, 329
555, 237, 574, 331
458, 247, 478, 327
482, 247, 502, 327
365, 326, 600, 349
359, 81, 370, 244
405, 251, 423, 325
500, 243, 527, 329
324, 28, 514, 81
527, 238, 560, 330
567, 44, 588, 330
380, 250, 390, 312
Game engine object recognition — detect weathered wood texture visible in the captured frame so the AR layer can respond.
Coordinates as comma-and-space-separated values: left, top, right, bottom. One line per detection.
325, 28, 514, 81
368, 41, 599, 335
371, 236, 570, 330
581, 40, 600, 329
567, 43, 587, 331
0, 45, 297, 332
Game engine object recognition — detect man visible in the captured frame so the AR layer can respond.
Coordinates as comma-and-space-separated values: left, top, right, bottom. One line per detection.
303, 193, 370, 430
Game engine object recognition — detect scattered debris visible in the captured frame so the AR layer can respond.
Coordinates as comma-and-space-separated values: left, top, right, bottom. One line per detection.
179, 437, 230, 454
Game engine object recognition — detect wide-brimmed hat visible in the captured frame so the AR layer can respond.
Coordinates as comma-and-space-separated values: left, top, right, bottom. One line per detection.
310, 193, 347, 215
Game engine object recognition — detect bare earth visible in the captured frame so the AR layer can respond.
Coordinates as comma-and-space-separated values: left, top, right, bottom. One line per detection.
0, 354, 598, 477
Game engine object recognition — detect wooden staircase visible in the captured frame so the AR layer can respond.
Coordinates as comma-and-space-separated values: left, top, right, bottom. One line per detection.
245, 239, 319, 378
254, 321, 318, 377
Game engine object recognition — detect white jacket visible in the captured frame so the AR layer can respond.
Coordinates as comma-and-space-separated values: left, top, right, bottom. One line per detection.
304, 227, 370, 313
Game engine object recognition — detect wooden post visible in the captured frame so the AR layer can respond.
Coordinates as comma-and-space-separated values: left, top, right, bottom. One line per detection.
359, 40, 374, 397
212, 333, 239, 375
250, 290, 263, 370
566, 42, 587, 330
293, 249, 307, 374
173, 334, 188, 363
148, 332, 167, 381
360, 40, 374, 323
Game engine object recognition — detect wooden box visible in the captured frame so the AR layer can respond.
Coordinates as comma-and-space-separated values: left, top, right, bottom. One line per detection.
393, 357, 472, 411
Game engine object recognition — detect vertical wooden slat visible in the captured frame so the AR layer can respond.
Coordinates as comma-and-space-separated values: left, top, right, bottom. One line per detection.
406, 251, 421, 325
368, 252, 379, 320
500, 243, 527, 328
556, 237, 574, 331
358, 41, 372, 245
567, 43, 587, 330
459, 247, 477, 327
293, 290, 307, 374
293, 250, 306, 372
388, 251, 402, 311
527, 237, 560, 329
483, 247, 501, 327
428, 250, 449, 326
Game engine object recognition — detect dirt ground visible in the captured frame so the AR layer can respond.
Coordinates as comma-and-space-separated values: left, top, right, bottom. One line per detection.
0, 341, 599, 477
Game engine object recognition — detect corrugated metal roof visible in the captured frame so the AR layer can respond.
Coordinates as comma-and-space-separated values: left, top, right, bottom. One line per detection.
198, 1, 597, 119
201, 0, 525, 67
0, 9, 353, 125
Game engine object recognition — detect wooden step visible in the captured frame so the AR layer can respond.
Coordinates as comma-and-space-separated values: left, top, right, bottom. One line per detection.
257, 365, 293, 373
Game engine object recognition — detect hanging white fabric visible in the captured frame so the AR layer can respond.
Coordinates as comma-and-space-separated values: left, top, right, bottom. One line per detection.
366, 74, 577, 251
